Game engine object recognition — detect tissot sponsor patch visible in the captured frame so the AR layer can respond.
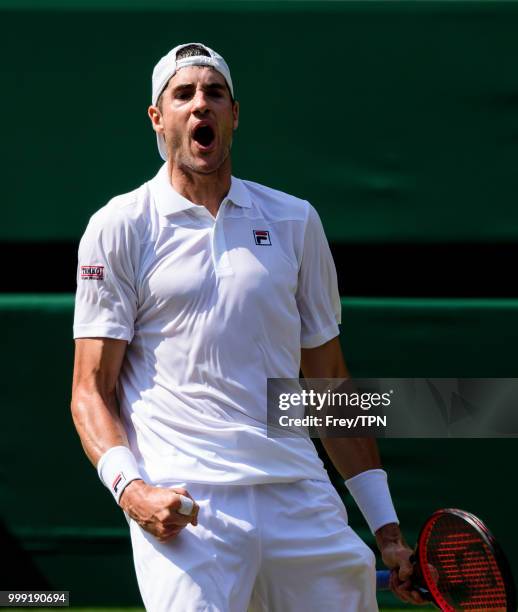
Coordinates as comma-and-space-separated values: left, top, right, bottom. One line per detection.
81, 265, 104, 280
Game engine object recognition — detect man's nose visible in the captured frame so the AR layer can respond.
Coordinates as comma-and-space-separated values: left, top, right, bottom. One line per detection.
192, 89, 209, 114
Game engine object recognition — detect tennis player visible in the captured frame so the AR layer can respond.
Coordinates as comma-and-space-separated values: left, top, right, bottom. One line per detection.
71, 43, 426, 610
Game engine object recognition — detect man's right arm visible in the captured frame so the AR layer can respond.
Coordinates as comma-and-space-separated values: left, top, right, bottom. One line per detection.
71, 338, 198, 541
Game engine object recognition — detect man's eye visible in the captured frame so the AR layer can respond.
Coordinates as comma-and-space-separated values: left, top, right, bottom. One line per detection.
175, 92, 192, 100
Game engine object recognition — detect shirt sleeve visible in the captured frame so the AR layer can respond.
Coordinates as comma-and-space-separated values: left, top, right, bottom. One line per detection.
296, 204, 341, 349
73, 207, 139, 342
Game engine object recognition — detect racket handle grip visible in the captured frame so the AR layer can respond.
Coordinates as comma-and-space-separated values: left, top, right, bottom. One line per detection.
376, 570, 391, 591
178, 494, 194, 516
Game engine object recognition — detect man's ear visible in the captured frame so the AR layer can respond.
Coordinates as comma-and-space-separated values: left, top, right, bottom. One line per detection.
232, 100, 239, 131
148, 105, 164, 135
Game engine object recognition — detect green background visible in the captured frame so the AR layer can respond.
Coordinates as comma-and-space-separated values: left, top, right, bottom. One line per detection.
2, 1, 518, 242
1, 0, 518, 609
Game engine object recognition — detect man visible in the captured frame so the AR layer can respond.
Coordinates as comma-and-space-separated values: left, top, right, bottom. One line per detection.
71, 43, 425, 610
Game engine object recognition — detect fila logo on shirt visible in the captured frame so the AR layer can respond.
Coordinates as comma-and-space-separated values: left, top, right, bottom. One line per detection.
112, 472, 126, 495
81, 265, 104, 280
253, 230, 271, 246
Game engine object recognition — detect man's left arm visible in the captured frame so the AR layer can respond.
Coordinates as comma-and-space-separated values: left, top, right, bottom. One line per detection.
301, 336, 427, 606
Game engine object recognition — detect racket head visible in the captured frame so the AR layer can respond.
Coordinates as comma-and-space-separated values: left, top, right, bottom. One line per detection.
415, 508, 516, 611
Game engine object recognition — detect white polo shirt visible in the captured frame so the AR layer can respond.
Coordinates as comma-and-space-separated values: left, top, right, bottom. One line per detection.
74, 163, 341, 486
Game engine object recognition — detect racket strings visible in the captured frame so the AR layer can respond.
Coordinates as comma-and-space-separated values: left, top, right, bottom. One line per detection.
420, 513, 508, 611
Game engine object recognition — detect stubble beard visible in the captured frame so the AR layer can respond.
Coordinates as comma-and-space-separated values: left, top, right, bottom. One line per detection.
175, 142, 231, 177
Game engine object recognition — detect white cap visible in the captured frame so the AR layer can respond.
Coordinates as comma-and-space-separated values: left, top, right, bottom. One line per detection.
151, 42, 234, 161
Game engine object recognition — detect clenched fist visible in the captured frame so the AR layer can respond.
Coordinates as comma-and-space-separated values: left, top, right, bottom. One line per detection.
119, 480, 199, 542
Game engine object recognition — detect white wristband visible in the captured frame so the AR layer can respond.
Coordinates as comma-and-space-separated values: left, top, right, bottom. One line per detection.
344, 468, 399, 534
97, 446, 143, 504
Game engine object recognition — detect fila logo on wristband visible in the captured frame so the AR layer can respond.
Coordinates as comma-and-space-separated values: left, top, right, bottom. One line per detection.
112, 472, 126, 495
97, 445, 142, 504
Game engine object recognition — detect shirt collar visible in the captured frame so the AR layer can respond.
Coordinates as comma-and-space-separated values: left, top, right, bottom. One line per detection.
150, 163, 252, 217
226, 175, 252, 209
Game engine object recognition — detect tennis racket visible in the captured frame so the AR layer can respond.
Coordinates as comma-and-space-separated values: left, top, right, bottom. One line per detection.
376, 508, 516, 611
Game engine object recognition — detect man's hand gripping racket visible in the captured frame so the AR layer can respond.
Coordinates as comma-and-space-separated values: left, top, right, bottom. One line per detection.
377, 508, 516, 611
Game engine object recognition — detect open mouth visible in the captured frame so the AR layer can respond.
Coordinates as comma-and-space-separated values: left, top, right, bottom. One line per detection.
193, 124, 215, 148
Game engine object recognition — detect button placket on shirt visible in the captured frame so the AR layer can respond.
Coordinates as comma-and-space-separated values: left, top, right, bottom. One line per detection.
210, 198, 234, 277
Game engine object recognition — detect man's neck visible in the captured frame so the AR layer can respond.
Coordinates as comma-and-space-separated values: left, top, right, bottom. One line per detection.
169, 160, 232, 218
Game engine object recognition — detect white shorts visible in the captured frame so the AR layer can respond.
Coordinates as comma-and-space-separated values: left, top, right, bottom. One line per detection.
129, 478, 377, 612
